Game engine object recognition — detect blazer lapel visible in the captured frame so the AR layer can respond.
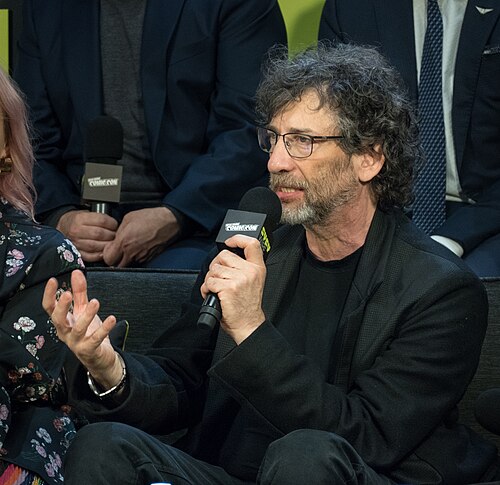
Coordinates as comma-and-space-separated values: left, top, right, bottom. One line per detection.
63, 0, 102, 125
332, 210, 393, 389
453, 0, 500, 170
262, 226, 306, 322
141, 0, 186, 157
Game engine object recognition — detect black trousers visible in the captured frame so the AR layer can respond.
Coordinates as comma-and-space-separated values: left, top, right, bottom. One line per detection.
63, 422, 397, 485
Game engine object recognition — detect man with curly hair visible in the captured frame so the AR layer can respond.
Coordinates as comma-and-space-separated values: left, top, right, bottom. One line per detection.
44, 43, 498, 484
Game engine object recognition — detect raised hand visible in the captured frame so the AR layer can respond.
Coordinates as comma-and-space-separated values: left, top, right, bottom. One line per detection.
42, 269, 123, 389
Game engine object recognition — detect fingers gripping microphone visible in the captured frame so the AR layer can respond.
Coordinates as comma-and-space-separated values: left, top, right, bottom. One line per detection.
81, 116, 124, 215
197, 187, 282, 331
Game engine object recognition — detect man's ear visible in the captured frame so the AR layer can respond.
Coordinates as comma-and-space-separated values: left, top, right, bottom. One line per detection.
354, 144, 385, 183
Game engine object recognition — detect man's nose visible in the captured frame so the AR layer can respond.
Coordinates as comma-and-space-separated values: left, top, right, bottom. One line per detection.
267, 136, 294, 173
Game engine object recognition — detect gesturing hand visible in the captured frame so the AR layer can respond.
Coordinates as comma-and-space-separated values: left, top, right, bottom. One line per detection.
42, 269, 122, 389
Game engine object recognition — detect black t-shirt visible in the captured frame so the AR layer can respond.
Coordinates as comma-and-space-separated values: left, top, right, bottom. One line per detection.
276, 243, 361, 377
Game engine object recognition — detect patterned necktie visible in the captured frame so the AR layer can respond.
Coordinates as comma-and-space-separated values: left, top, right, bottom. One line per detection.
413, 0, 446, 234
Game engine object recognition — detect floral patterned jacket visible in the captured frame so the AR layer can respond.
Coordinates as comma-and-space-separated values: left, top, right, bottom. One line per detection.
0, 199, 84, 484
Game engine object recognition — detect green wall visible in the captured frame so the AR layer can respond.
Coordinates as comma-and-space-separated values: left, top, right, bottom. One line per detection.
278, 0, 325, 54
0, 9, 8, 71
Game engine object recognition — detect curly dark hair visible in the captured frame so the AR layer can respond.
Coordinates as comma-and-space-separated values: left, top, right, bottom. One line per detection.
255, 42, 423, 210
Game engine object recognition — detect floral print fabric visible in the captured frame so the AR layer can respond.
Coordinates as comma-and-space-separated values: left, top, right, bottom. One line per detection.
0, 199, 84, 484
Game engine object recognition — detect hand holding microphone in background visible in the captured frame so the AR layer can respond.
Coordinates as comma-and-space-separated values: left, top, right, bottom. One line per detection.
59, 116, 182, 267
57, 116, 122, 263
78, 116, 183, 268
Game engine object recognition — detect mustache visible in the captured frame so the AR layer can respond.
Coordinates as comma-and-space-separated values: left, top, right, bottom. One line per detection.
269, 173, 308, 191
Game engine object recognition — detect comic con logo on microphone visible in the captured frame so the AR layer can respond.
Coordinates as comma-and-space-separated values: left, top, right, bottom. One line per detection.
87, 176, 120, 187
225, 222, 259, 232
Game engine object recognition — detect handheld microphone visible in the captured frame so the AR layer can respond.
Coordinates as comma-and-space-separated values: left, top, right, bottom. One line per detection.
81, 116, 124, 215
197, 187, 282, 331
474, 388, 500, 436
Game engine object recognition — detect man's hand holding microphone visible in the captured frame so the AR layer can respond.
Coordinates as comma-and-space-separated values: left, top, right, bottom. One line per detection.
200, 234, 268, 345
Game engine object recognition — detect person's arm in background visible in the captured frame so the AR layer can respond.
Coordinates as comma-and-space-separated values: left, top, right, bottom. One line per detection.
14, 0, 80, 216
162, 0, 286, 227
160, 0, 287, 245
432, 182, 500, 257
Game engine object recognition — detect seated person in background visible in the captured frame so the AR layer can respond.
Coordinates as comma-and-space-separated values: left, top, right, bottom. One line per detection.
0, 68, 84, 485
44, 43, 498, 484
14, 0, 286, 270
319, 0, 500, 277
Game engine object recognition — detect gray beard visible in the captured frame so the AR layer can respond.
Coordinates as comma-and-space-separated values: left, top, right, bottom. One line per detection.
270, 157, 359, 227
281, 203, 318, 226
280, 184, 357, 227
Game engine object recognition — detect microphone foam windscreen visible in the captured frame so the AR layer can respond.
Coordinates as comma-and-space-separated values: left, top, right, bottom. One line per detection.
238, 187, 282, 232
84, 115, 124, 162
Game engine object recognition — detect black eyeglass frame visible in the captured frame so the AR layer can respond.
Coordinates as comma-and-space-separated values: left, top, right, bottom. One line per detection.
257, 126, 344, 159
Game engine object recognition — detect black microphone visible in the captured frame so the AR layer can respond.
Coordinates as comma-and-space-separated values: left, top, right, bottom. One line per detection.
474, 388, 500, 435
81, 116, 124, 215
197, 187, 282, 331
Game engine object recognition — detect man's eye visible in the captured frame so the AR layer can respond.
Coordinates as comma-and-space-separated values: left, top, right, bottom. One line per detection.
291, 134, 311, 145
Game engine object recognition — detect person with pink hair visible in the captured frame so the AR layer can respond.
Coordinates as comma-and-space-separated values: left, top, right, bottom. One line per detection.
0, 67, 84, 485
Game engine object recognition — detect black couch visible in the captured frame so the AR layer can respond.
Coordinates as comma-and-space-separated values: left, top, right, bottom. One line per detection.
86, 268, 500, 451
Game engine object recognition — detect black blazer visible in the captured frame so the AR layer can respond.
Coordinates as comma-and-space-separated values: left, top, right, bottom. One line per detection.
68, 209, 497, 484
14, 0, 286, 232
319, 0, 500, 254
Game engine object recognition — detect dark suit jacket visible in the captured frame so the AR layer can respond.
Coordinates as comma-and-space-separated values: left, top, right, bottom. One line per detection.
319, 0, 500, 254
68, 209, 497, 484
14, 0, 286, 232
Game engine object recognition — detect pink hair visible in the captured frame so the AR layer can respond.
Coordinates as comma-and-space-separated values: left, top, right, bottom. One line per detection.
0, 67, 36, 218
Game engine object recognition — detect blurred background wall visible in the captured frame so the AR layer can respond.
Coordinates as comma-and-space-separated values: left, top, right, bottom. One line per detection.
0, 0, 326, 73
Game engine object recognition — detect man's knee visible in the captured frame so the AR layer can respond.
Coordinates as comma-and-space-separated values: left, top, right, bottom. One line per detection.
259, 429, 358, 483
66, 422, 113, 460
64, 422, 138, 483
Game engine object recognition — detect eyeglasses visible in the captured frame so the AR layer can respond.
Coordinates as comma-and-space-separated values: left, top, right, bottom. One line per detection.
257, 126, 344, 159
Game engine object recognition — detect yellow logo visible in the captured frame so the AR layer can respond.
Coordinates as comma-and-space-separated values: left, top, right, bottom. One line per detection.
260, 227, 271, 253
